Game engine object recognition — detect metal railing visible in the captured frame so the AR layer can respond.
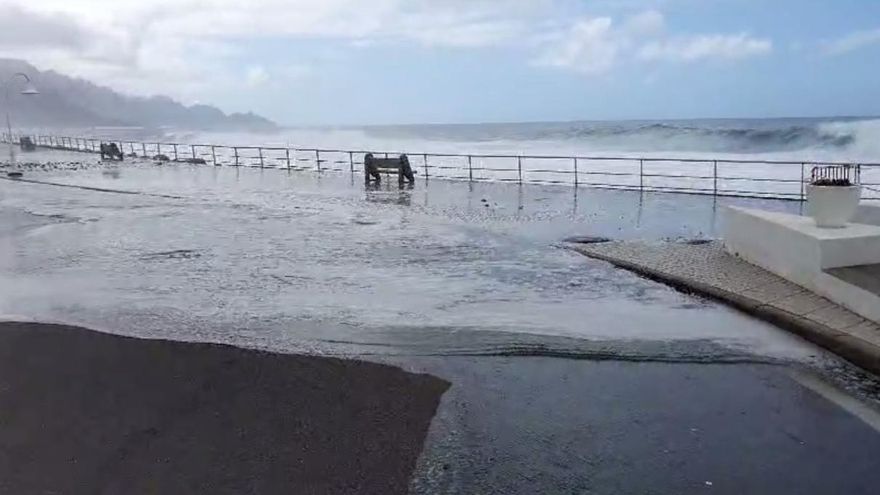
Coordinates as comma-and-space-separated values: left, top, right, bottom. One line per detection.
7, 133, 880, 201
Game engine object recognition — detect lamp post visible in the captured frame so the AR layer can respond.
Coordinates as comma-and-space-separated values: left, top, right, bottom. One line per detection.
4, 72, 39, 178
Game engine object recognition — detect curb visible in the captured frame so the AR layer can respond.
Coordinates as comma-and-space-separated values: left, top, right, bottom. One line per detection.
570, 245, 880, 376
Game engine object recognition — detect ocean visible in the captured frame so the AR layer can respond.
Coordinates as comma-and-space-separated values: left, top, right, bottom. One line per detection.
69, 116, 880, 200
143, 116, 880, 163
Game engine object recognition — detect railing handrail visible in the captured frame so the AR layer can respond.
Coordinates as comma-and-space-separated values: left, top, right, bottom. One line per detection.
11, 132, 880, 167
6, 132, 880, 203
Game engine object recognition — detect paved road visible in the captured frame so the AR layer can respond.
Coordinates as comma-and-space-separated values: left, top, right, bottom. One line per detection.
2, 155, 880, 493
395, 354, 880, 494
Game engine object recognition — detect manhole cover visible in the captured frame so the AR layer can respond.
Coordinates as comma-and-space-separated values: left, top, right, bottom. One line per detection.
563, 236, 612, 244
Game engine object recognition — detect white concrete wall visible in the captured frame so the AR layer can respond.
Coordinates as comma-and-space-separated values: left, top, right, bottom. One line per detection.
722, 206, 880, 323
816, 271, 880, 323
722, 207, 821, 287
854, 204, 880, 226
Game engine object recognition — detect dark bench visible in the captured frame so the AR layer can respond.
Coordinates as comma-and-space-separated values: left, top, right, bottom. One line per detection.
364, 153, 415, 185
100, 143, 124, 161
19, 136, 35, 151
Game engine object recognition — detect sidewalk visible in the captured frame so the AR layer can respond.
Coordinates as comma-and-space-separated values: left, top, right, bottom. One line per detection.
568, 240, 880, 375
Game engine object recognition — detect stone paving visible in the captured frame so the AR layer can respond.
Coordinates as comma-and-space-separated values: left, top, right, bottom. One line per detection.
568, 240, 880, 373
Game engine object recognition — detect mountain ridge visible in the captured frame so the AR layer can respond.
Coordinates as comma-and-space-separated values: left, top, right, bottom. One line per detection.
0, 59, 277, 132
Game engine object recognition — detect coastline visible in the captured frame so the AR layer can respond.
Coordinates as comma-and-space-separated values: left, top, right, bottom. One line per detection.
0, 321, 449, 494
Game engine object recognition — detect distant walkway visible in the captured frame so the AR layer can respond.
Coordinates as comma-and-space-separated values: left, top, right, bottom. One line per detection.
568, 240, 880, 374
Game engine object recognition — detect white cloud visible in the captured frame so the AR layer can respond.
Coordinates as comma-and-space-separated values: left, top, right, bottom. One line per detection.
0, 0, 547, 105
0, 5, 88, 49
533, 17, 620, 74
536, 10, 772, 75
245, 66, 270, 87
821, 28, 880, 56
0, 1, 776, 108
638, 33, 772, 62
623, 9, 664, 37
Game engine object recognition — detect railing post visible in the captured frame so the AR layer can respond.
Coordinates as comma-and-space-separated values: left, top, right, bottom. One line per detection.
233, 147, 239, 166
191, 144, 197, 162
348, 151, 354, 173
800, 163, 806, 201
423, 153, 429, 179
141, 142, 146, 157
289, 148, 294, 170
468, 155, 473, 182
639, 159, 644, 192
517, 156, 522, 184
713, 160, 718, 196
315, 150, 321, 171
573, 158, 578, 186
173, 144, 178, 161
258, 147, 264, 168
209, 146, 216, 166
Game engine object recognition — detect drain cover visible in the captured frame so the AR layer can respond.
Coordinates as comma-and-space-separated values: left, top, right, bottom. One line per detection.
563, 236, 612, 244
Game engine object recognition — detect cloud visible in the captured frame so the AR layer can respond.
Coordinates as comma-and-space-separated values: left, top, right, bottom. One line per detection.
0, 1, 776, 112
623, 9, 664, 37
0, 0, 547, 106
638, 33, 772, 62
0, 5, 89, 50
821, 28, 880, 56
533, 17, 620, 74
245, 66, 270, 87
536, 10, 772, 75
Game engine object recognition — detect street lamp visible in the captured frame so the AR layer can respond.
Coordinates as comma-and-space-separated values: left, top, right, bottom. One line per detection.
5, 72, 39, 178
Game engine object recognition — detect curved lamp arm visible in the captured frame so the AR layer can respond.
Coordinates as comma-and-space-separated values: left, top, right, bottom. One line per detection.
5, 72, 38, 169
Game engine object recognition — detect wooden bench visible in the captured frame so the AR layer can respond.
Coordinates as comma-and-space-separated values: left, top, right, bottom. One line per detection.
100, 143, 124, 161
364, 153, 415, 185
19, 136, 35, 152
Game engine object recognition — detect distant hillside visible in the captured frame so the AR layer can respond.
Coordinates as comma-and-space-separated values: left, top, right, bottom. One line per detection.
0, 59, 277, 132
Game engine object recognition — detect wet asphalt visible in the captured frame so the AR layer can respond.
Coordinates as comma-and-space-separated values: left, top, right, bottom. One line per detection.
2, 153, 880, 493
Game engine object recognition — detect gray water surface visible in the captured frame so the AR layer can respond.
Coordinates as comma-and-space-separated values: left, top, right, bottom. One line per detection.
0, 154, 834, 368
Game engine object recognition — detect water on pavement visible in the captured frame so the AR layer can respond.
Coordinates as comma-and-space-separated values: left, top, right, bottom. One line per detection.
0, 151, 842, 366
5, 149, 880, 494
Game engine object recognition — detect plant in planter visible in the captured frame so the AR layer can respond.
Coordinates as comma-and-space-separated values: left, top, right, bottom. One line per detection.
806, 165, 861, 228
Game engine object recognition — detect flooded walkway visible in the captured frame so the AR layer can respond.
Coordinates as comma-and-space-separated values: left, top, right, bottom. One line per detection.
0, 155, 819, 364
4, 151, 880, 493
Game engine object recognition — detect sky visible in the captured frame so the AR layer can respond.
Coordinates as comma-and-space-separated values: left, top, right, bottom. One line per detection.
0, 0, 879, 125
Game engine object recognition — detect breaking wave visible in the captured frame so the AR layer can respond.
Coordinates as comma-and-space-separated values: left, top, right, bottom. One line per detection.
360, 117, 880, 156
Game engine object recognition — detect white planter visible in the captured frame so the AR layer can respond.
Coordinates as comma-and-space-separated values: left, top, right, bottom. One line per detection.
806, 184, 861, 228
